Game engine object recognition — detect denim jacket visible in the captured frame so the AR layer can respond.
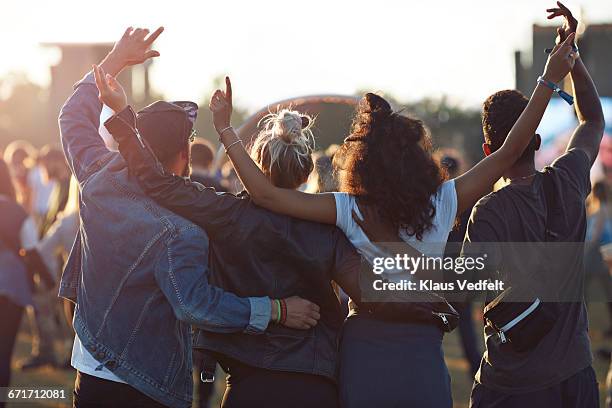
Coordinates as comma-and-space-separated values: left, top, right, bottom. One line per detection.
106, 106, 433, 381
58, 72, 271, 408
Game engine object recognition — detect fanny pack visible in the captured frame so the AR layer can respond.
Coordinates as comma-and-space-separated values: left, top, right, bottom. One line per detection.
483, 287, 558, 351
483, 173, 566, 352
353, 290, 460, 332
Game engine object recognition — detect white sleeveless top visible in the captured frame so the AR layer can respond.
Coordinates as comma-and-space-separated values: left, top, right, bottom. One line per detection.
332, 179, 458, 266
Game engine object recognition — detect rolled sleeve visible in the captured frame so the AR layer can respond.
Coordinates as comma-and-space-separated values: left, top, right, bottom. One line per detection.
77, 72, 96, 88
245, 296, 271, 334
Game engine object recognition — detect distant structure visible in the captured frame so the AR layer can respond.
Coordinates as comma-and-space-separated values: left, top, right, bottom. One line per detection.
41, 43, 152, 137
515, 23, 612, 97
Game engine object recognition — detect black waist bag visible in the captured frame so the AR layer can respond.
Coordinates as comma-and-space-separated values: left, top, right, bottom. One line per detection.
482, 173, 566, 352
354, 290, 460, 333
483, 287, 558, 352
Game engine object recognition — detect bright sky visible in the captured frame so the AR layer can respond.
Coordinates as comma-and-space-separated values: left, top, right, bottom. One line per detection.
1, 0, 611, 110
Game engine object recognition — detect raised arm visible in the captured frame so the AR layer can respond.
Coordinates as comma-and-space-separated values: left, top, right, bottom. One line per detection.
210, 78, 337, 225
453, 32, 577, 214
547, 2, 605, 164
59, 27, 163, 185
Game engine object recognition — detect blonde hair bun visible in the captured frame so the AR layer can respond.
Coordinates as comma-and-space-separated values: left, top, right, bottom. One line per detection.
264, 109, 313, 144
250, 109, 316, 187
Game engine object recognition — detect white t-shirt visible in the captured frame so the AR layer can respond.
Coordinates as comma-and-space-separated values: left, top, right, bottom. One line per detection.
71, 333, 126, 383
333, 179, 458, 265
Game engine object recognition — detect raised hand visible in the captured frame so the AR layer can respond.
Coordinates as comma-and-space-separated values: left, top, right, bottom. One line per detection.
93, 64, 127, 113
209, 76, 233, 134
542, 32, 577, 83
546, 2, 578, 44
99, 26, 164, 77
281, 296, 320, 330
112, 27, 164, 67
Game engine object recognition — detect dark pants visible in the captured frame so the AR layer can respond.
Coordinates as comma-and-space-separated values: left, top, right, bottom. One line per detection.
0, 296, 24, 408
339, 316, 452, 408
193, 353, 215, 408
73, 371, 167, 408
470, 366, 599, 408
220, 359, 338, 408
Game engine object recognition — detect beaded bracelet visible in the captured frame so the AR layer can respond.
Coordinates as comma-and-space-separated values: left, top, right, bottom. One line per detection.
280, 299, 287, 325
274, 299, 282, 324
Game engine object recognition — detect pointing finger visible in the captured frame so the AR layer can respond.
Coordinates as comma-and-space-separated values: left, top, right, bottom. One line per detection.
225, 77, 232, 103
557, 1, 571, 13
145, 27, 164, 45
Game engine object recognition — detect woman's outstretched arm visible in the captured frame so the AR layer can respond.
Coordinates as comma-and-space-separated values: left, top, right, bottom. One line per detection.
454, 32, 577, 215
210, 77, 337, 225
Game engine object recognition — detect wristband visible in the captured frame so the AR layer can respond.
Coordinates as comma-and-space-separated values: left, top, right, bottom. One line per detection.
537, 76, 574, 105
274, 299, 282, 324
280, 299, 287, 325
224, 138, 243, 153
218, 126, 233, 138
545, 44, 579, 55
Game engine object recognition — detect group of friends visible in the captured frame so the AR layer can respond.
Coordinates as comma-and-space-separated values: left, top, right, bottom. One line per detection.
0, 2, 608, 408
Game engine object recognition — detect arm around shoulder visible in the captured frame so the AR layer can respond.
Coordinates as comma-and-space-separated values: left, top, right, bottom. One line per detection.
155, 225, 270, 334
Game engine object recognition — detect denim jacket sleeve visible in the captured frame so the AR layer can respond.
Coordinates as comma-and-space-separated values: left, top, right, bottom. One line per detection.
157, 224, 271, 334
58, 72, 114, 185
104, 107, 243, 239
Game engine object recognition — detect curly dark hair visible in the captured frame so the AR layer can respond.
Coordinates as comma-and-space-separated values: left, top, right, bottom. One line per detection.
482, 90, 537, 161
334, 93, 445, 240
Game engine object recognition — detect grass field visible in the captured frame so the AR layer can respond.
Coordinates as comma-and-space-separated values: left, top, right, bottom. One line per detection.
7, 303, 611, 408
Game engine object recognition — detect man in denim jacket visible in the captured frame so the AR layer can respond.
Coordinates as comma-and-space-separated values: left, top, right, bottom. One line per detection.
58, 27, 319, 408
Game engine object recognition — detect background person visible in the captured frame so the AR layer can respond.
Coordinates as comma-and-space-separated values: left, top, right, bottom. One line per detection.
190, 138, 224, 191
19, 145, 73, 371
585, 180, 612, 336
0, 158, 39, 408
3, 140, 36, 210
